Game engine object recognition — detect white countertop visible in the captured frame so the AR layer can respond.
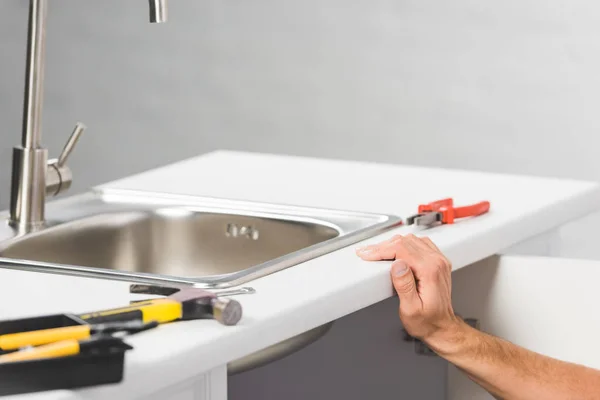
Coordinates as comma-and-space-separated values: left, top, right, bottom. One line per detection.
2, 150, 600, 399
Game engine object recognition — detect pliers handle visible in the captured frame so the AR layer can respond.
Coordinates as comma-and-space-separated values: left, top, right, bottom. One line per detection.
407, 198, 490, 226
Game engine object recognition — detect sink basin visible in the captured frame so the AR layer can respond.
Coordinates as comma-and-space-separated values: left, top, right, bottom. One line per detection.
0, 188, 402, 374
0, 189, 401, 288
1, 206, 338, 284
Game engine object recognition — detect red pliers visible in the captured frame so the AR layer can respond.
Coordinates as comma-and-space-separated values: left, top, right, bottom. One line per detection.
405, 198, 490, 227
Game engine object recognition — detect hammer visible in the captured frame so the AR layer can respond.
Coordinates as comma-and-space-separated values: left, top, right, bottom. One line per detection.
129, 284, 244, 326
80, 285, 244, 327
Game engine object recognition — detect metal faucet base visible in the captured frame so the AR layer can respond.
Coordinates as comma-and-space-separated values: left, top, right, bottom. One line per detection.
9, 147, 48, 229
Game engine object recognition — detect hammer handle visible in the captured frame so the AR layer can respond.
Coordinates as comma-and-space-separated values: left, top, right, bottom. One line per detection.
79, 299, 182, 325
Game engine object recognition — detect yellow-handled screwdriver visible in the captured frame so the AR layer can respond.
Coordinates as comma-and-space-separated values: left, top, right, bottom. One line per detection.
0, 335, 135, 364
0, 339, 81, 363
0, 320, 156, 351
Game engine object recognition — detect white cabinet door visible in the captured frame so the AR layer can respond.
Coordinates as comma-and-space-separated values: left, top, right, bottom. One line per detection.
449, 255, 600, 400
145, 366, 227, 400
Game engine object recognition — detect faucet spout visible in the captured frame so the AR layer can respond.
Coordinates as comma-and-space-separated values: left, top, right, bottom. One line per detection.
21, 0, 47, 149
149, 0, 168, 23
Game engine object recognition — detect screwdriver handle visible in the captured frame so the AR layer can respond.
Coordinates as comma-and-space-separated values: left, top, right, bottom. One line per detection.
0, 339, 80, 364
0, 325, 90, 351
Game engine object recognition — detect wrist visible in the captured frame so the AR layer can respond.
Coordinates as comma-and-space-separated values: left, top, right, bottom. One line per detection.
423, 318, 475, 358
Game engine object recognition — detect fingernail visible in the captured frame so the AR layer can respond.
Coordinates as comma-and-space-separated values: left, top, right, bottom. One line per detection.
392, 260, 408, 276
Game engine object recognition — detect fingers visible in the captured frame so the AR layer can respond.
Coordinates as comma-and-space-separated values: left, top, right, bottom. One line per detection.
390, 260, 420, 311
355, 245, 386, 261
357, 234, 451, 275
419, 236, 452, 271
355, 234, 404, 260
420, 236, 440, 252
356, 234, 433, 261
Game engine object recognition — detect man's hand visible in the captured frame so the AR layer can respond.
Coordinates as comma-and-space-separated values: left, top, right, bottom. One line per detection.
356, 234, 460, 343
357, 234, 600, 400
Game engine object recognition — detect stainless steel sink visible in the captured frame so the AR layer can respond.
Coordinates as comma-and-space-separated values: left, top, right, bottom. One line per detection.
0, 188, 401, 374
0, 188, 401, 288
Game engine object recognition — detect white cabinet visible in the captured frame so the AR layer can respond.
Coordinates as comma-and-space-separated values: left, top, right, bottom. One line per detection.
449, 255, 600, 399
146, 366, 227, 400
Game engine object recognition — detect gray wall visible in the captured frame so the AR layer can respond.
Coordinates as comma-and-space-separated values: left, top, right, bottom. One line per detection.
2, 1, 599, 399
4, 1, 600, 194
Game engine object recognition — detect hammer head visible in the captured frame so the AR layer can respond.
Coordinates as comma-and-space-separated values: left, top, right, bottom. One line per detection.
129, 284, 242, 326
168, 287, 215, 303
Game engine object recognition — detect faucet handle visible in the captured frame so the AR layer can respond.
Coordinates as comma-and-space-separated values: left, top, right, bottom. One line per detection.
57, 122, 86, 167
46, 122, 86, 197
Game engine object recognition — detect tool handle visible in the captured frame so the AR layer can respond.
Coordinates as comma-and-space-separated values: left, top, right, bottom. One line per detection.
453, 201, 490, 219
0, 339, 80, 364
0, 325, 90, 351
79, 298, 181, 325
418, 198, 453, 213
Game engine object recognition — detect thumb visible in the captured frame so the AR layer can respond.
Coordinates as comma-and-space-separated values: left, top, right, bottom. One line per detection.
391, 260, 419, 307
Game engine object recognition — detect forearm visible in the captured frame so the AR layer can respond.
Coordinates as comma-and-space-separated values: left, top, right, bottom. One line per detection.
455, 368, 503, 400
428, 321, 600, 400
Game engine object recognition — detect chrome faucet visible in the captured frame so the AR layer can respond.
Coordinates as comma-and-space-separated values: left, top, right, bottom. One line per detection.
9, 0, 168, 230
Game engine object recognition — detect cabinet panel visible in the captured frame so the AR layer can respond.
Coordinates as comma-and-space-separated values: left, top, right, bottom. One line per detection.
229, 297, 446, 400
145, 366, 227, 400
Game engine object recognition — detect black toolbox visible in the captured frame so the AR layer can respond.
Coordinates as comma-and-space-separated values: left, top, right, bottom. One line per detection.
0, 313, 132, 397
